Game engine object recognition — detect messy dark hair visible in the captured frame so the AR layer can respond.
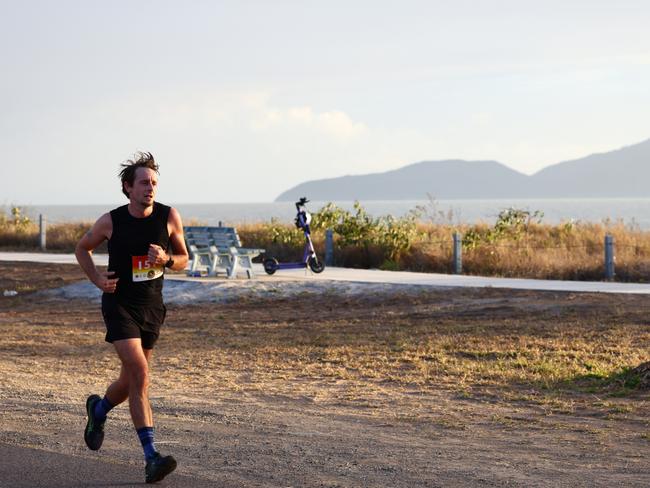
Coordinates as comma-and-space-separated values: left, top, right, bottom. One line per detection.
118, 151, 159, 198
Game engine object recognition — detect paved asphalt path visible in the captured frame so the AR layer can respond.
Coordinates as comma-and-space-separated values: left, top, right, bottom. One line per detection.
0, 443, 215, 487
2, 251, 650, 294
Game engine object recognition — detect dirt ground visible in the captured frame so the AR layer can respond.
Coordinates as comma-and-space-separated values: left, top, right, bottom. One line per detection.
0, 261, 648, 487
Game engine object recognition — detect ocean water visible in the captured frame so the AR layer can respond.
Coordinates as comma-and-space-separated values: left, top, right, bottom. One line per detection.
7, 198, 650, 228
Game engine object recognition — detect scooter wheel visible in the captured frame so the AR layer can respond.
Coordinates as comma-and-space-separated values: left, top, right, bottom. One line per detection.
308, 256, 325, 273
263, 257, 279, 275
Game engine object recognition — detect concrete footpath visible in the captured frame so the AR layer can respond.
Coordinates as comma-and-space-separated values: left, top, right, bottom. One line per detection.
2, 251, 650, 295
0, 443, 215, 487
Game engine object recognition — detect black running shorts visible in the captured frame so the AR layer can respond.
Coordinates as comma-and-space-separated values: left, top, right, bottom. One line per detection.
101, 294, 166, 349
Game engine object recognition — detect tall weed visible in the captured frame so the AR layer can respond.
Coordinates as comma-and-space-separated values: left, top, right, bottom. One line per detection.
3, 204, 650, 281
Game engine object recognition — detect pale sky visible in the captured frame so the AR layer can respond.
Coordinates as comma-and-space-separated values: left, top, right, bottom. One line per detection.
1, 0, 649, 204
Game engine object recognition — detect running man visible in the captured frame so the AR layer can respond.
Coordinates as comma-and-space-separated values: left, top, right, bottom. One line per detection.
75, 152, 189, 484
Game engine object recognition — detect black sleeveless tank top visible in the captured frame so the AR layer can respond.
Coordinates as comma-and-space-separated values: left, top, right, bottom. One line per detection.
107, 202, 171, 307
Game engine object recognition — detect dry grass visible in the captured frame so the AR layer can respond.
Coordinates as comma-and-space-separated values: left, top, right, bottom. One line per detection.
3, 262, 647, 420
0, 263, 650, 408
2, 293, 648, 421
444, 221, 650, 281
239, 220, 650, 281
3, 218, 650, 280
2, 262, 649, 485
0, 221, 104, 252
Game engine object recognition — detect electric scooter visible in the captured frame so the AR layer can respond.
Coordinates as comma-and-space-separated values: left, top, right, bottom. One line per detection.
263, 197, 325, 275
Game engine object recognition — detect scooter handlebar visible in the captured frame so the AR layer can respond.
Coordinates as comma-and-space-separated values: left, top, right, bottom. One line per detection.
295, 197, 309, 209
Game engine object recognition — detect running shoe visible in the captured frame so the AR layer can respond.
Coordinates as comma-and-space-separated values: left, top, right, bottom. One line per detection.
84, 394, 105, 451
145, 452, 177, 483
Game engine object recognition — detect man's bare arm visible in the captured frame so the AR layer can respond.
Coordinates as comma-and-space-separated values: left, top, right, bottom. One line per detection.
75, 213, 118, 292
148, 207, 189, 271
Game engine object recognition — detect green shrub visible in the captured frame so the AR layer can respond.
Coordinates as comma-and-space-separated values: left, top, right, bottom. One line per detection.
5, 203, 650, 282
463, 207, 544, 249
313, 201, 421, 261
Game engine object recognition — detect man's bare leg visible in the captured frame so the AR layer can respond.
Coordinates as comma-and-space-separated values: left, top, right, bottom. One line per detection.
112, 338, 176, 481
112, 338, 152, 428
104, 346, 154, 409
85, 343, 154, 451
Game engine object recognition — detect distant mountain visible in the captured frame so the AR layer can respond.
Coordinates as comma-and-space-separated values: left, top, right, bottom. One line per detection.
529, 139, 650, 197
275, 138, 650, 201
276, 160, 532, 201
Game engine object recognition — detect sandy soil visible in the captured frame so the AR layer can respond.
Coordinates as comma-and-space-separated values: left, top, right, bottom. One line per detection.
0, 262, 648, 487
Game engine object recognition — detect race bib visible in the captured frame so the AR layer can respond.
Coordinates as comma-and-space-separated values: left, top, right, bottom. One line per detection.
132, 256, 163, 282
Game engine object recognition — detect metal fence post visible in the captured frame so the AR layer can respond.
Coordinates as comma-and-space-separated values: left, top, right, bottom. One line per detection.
453, 232, 462, 274
325, 229, 334, 266
604, 234, 615, 280
39, 214, 46, 251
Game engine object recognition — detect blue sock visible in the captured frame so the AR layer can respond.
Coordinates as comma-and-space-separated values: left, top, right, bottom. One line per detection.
93, 396, 114, 422
136, 427, 157, 461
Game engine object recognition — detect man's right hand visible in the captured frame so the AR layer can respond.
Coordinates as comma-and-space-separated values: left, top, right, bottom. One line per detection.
94, 272, 119, 293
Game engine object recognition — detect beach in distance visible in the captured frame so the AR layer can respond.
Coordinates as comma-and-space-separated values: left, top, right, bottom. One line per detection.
9, 197, 650, 228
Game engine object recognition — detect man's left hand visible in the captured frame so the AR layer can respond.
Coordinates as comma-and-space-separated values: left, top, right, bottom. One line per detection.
148, 244, 168, 267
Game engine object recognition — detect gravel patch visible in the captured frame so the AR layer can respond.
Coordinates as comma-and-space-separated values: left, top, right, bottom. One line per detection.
38, 278, 433, 304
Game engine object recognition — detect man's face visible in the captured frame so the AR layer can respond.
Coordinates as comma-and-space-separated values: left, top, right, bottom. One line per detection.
125, 167, 158, 207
